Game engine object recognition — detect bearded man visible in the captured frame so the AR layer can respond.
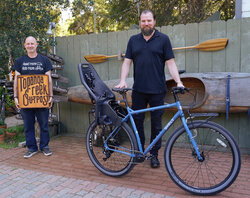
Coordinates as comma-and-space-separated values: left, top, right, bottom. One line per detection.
115, 10, 184, 168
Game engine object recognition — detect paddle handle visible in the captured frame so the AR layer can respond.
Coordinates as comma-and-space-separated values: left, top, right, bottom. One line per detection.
107, 54, 120, 58
173, 46, 195, 50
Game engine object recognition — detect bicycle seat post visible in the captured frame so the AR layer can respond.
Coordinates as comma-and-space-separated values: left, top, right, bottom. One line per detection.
112, 88, 132, 108
120, 91, 129, 107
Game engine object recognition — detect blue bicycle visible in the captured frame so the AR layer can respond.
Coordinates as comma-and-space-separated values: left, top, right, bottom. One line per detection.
79, 63, 241, 195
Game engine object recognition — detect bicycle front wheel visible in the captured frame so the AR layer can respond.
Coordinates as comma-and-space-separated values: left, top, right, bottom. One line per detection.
86, 121, 138, 177
164, 120, 241, 195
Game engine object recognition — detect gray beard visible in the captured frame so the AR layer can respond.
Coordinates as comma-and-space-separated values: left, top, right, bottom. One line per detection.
141, 27, 154, 36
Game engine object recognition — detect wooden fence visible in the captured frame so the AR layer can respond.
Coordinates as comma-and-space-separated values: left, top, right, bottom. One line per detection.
55, 18, 250, 152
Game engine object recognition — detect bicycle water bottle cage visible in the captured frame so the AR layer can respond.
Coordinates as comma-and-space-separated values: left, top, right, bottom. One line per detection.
78, 62, 121, 126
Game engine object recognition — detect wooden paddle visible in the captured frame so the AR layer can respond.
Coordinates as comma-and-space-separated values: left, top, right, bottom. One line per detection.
84, 54, 120, 64
84, 38, 228, 64
173, 38, 228, 51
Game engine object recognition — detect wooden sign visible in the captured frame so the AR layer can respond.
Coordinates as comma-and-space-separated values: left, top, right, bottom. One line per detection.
17, 75, 49, 108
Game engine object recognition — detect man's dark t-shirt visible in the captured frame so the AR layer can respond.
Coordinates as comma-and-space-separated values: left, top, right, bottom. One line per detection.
125, 30, 174, 94
13, 54, 52, 74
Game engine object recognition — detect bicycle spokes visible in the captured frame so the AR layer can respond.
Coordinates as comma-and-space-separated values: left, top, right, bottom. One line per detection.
86, 122, 138, 176
165, 121, 240, 195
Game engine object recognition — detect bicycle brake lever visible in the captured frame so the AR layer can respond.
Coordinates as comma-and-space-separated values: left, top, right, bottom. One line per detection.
180, 87, 190, 94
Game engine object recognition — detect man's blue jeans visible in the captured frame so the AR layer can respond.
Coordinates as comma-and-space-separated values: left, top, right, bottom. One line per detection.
21, 108, 50, 152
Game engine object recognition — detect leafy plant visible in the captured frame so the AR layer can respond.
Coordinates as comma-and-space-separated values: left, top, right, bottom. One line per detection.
6, 125, 24, 133
0, 125, 25, 148
0, 119, 5, 126
6, 126, 18, 133
16, 125, 24, 133
0, 128, 4, 135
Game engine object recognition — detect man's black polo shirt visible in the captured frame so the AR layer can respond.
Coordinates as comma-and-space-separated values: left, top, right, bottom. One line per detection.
125, 29, 174, 94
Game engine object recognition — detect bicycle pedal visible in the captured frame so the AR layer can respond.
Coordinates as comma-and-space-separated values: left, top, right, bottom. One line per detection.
134, 156, 145, 163
146, 154, 154, 160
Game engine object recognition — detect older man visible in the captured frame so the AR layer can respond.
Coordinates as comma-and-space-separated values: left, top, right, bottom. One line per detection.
13, 36, 53, 158
115, 10, 184, 168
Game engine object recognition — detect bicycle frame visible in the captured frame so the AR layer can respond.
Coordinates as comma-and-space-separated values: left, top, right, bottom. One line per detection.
104, 100, 203, 161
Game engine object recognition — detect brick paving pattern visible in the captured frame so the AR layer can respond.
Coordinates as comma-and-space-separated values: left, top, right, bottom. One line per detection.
0, 136, 250, 198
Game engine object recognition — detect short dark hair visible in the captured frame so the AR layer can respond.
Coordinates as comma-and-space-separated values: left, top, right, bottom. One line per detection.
140, 10, 155, 20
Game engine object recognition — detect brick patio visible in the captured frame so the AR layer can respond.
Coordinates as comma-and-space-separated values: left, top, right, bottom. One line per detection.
0, 135, 250, 197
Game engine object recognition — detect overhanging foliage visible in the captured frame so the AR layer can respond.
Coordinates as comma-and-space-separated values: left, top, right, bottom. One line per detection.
0, 0, 69, 76
69, 0, 235, 34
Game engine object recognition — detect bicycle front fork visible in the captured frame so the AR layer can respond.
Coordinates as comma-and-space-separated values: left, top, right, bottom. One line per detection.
181, 116, 204, 161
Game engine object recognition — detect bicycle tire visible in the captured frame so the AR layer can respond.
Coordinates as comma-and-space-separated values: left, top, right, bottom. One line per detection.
86, 121, 138, 177
164, 120, 241, 195
0, 100, 5, 121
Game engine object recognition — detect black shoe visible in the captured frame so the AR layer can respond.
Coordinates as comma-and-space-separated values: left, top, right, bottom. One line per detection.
151, 155, 160, 168
24, 150, 38, 158
42, 148, 52, 156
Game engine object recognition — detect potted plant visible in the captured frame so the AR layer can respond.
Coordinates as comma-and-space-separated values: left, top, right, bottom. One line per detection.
0, 128, 5, 144
0, 119, 6, 129
5, 126, 18, 139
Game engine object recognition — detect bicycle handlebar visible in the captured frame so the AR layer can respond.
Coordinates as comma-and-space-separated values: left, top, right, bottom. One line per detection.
112, 88, 132, 94
172, 87, 190, 94
112, 87, 190, 106
171, 87, 190, 102
112, 87, 189, 96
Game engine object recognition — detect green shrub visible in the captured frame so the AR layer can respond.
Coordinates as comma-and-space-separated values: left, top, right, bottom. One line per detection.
6, 126, 17, 133
0, 119, 5, 126
0, 128, 4, 135
6, 125, 24, 134
16, 125, 24, 133
0, 125, 25, 148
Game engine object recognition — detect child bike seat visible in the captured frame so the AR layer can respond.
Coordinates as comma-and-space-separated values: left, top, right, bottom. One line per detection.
78, 62, 122, 126
78, 63, 115, 103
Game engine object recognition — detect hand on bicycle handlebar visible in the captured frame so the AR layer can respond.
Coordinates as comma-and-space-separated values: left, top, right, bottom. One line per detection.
177, 81, 184, 88
172, 87, 190, 94
114, 81, 127, 89
112, 87, 132, 94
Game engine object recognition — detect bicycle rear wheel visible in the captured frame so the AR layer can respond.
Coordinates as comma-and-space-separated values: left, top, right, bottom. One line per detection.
0, 100, 5, 121
86, 121, 138, 177
164, 120, 241, 195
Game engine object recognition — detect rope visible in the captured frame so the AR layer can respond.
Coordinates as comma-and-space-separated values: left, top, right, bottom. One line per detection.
226, 75, 231, 120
